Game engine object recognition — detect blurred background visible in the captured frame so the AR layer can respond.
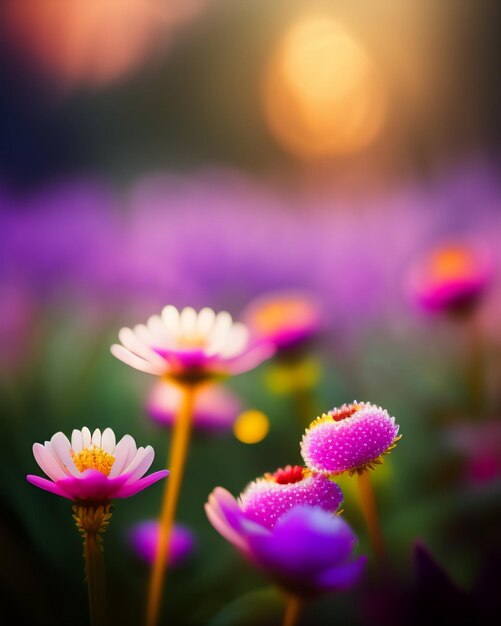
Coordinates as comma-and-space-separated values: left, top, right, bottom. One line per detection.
1, 1, 500, 624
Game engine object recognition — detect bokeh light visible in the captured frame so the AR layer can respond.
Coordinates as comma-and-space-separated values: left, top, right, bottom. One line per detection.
262, 14, 387, 160
1, 0, 207, 87
233, 410, 270, 444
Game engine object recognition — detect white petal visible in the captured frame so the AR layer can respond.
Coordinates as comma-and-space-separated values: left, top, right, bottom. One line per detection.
101, 428, 116, 453
92, 429, 102, 448
108, 434, 136, 477
125, 446, 155, 481
71, 429, 83, 453
82, 427, 92, 448
133, 323, 156, 346
146, 314, 169, 346
110, 344, 166, 375
206, 311, 233, 354
118, 327, 165, 365
220, 323, 249, 357
50, 432, 80, 476
123, 446, 145, 474
33, 443, 67, 480
180, 307, 197, 336
196, 307, 216, 337
161, 305, 180, 336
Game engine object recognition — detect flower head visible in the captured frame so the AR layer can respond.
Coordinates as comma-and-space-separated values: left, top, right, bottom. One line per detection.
301, 402, 400, 476
206, 487, 365, 597
243, 291, 322, 352
407, 240, 493, 315
128, 520, 195, 568
239, 465, 343, 529
148, 380, 241, 433
27, 427, 168, 501
111, 306, 274, 383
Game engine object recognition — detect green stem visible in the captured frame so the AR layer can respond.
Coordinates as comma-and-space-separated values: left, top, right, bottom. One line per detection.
85, 532, 107, 626
357, 471, 386, 564
73, 503, 112, 626
466, 314, 485, 415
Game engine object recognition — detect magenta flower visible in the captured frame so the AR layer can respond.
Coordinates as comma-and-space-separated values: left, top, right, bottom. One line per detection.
301, 402, 400, 476
128, 520, 195, 568
239, 465, 343, 529
205, 486, 365, 597
111, 305, 274, 383
243, 291, 322, 352
406, 239, 493, 315
27, 427, 168, 501
148, 379, 241, 434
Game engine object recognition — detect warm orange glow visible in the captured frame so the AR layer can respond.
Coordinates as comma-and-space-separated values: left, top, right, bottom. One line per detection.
3, 0, 206, 87
262, 16, 386, 159
251, 298, 315, 335
429, 247, 476, 282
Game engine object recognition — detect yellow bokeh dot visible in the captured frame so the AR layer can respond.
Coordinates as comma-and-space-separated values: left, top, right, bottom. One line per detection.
233, 410, 270, 444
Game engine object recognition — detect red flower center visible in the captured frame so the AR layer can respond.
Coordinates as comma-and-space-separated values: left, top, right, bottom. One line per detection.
330, 404, 360, 422
271, 465, 305, 484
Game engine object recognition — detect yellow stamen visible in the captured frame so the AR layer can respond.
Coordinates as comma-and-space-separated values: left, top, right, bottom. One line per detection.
176, 334, 208, 349
72, 447, 115, 476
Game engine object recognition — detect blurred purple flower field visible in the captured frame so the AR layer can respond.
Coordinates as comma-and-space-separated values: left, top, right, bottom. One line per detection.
1, 2, 501, 625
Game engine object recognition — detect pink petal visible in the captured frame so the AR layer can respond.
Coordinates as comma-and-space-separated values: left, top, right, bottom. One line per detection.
26, 474, 69, 499
32, 443, 67, 481
115, 470, 169, 498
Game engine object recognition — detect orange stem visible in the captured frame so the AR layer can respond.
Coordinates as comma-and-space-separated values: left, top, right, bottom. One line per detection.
146, 383, 197, 626
357, 471, 385, 564
283, 595, 303, 626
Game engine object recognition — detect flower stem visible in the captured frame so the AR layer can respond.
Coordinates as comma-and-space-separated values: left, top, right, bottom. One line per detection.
466, 313, 485, 415
283, 595, 303, 626
357, 471, 385, 564
292, 385, 316, 426
146, 383, 197, 626
73, 503, 112, 626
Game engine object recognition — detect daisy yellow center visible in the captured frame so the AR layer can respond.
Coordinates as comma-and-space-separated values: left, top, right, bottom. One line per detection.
71, 446, 115, 476
176, 334, 208, 349
430, 248, 474, 282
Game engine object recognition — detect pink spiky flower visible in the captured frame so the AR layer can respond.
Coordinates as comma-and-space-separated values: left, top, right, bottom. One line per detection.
27, 427, 168, 501
111, 305, 274, 384
301, 402, 401, 476
239, 465, 343, 529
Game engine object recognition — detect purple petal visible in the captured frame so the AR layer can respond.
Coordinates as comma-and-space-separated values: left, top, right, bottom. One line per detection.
246, 506, 358, 578
205, 488, 252, 553
128, 520, 195, 567
314, 555, 367, 591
